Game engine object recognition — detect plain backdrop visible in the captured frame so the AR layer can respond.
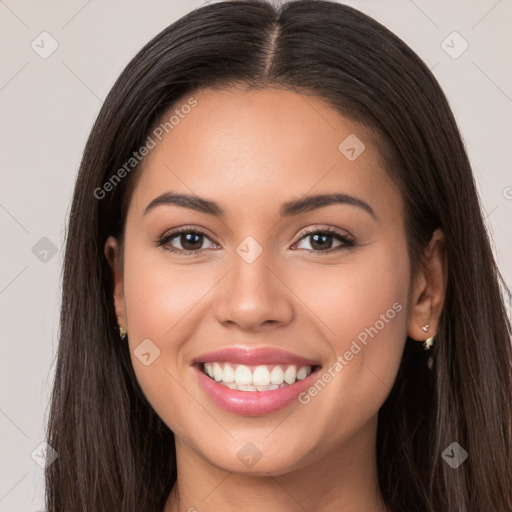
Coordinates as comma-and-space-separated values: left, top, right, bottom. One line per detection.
0, 1, 511, 510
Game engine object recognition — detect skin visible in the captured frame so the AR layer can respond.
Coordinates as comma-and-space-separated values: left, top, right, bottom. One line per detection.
105, 87, 446, 512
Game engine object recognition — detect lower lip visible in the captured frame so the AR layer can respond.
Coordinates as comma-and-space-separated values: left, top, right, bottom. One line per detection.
193, 365, 321, 416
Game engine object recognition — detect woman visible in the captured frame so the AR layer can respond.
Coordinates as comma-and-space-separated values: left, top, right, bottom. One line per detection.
45, 1, 512, 511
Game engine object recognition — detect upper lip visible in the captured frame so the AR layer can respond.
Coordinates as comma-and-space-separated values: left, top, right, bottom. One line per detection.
192, 346, 321, 367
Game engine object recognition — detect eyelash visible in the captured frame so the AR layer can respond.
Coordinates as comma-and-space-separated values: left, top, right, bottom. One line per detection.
156, 226, 355, 256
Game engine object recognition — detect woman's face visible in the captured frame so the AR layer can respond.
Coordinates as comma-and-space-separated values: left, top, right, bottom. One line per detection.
107, 87, 424, 475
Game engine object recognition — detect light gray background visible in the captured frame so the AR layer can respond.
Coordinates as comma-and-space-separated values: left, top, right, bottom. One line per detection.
1, 1, 511, 510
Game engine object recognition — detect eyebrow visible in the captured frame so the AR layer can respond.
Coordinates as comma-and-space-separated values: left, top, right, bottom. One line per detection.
143, 192, 376, 220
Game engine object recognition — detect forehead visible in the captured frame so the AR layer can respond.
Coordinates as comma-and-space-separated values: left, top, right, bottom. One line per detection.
128, 87, 402, 222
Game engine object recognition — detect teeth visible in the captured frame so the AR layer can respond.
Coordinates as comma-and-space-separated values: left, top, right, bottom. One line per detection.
205, 363, 214, 379
234, 365, 253, 385
238, 385, 256, 391
256, 384, 279, 391
220, 382, 284, 392
296, 366, 309, 380
213, 362, 223, 382
222, 363, 235, 383
202, 362, 313, 388
284, 365, 297, 384
252, 366, 270, 386
270, 366, 284, 385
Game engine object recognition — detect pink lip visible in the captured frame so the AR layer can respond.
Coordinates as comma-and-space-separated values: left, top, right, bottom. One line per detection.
193, 365, 321, 416
191, 346, 320, 367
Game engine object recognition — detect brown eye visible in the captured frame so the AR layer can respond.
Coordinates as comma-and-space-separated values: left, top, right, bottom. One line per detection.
158, 228, 218, 254
176, 232, 203, 251
294, 228, 355, 253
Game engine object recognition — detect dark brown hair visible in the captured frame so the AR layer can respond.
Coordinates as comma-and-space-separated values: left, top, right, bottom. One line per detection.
45, 1, 512, 511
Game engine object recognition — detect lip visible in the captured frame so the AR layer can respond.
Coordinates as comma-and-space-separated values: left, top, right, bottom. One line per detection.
191, 346, 322, 416
191, 346, 321, 367
193, 365, 321, 416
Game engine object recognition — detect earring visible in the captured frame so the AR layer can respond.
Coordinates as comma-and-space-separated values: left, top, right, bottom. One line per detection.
422, 324, 430, 332
423, 335, 434, 350
119, 324, 127, 340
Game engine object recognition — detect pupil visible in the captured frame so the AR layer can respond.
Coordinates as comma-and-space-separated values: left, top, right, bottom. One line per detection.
311, 233, 332, 250
182, 233, 202, 250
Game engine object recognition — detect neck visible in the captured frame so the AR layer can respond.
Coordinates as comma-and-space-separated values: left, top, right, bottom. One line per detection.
163, 415, 389, 512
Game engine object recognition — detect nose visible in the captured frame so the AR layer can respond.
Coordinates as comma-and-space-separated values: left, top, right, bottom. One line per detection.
213, 249, 294, 332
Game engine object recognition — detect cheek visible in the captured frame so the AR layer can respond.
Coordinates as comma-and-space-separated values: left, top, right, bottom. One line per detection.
123, 240, 213, 342
120, 242, 217, 426
289, 245, 410, 423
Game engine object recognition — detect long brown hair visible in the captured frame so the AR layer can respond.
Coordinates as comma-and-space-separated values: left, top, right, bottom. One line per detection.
45, 1, 512, 510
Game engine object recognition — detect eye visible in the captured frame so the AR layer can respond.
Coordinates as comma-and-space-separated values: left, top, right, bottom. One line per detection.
293, 227, 355, 253
157, 226, 355, 256
157, 227, 218, 255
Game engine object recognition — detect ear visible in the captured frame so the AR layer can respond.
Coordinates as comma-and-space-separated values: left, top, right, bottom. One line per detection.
407, 228, 447, 343
104, 236, 127, 331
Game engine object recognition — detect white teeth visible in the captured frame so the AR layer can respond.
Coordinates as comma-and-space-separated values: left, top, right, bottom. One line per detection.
252, 365, 271, 386
202, 362, 315, 389
234, 364, 253, 386
238, 385, 257, 391
297, 366, 311, 380
213, 362, 223, 382
221, 382, 283, 392
205, 363, 214, 379
270, 366, 284, 385
284, 365, 297, 384
256, 384, 279, 391
222, 363, 235, 383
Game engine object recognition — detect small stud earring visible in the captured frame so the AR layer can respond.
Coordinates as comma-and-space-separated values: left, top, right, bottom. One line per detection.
119, 324, 127, 340
423, 335, 434, 350
422, 324, 430, 332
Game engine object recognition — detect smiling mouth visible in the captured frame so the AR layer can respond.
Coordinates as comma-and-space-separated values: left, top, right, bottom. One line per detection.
198, 362, 322, 392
